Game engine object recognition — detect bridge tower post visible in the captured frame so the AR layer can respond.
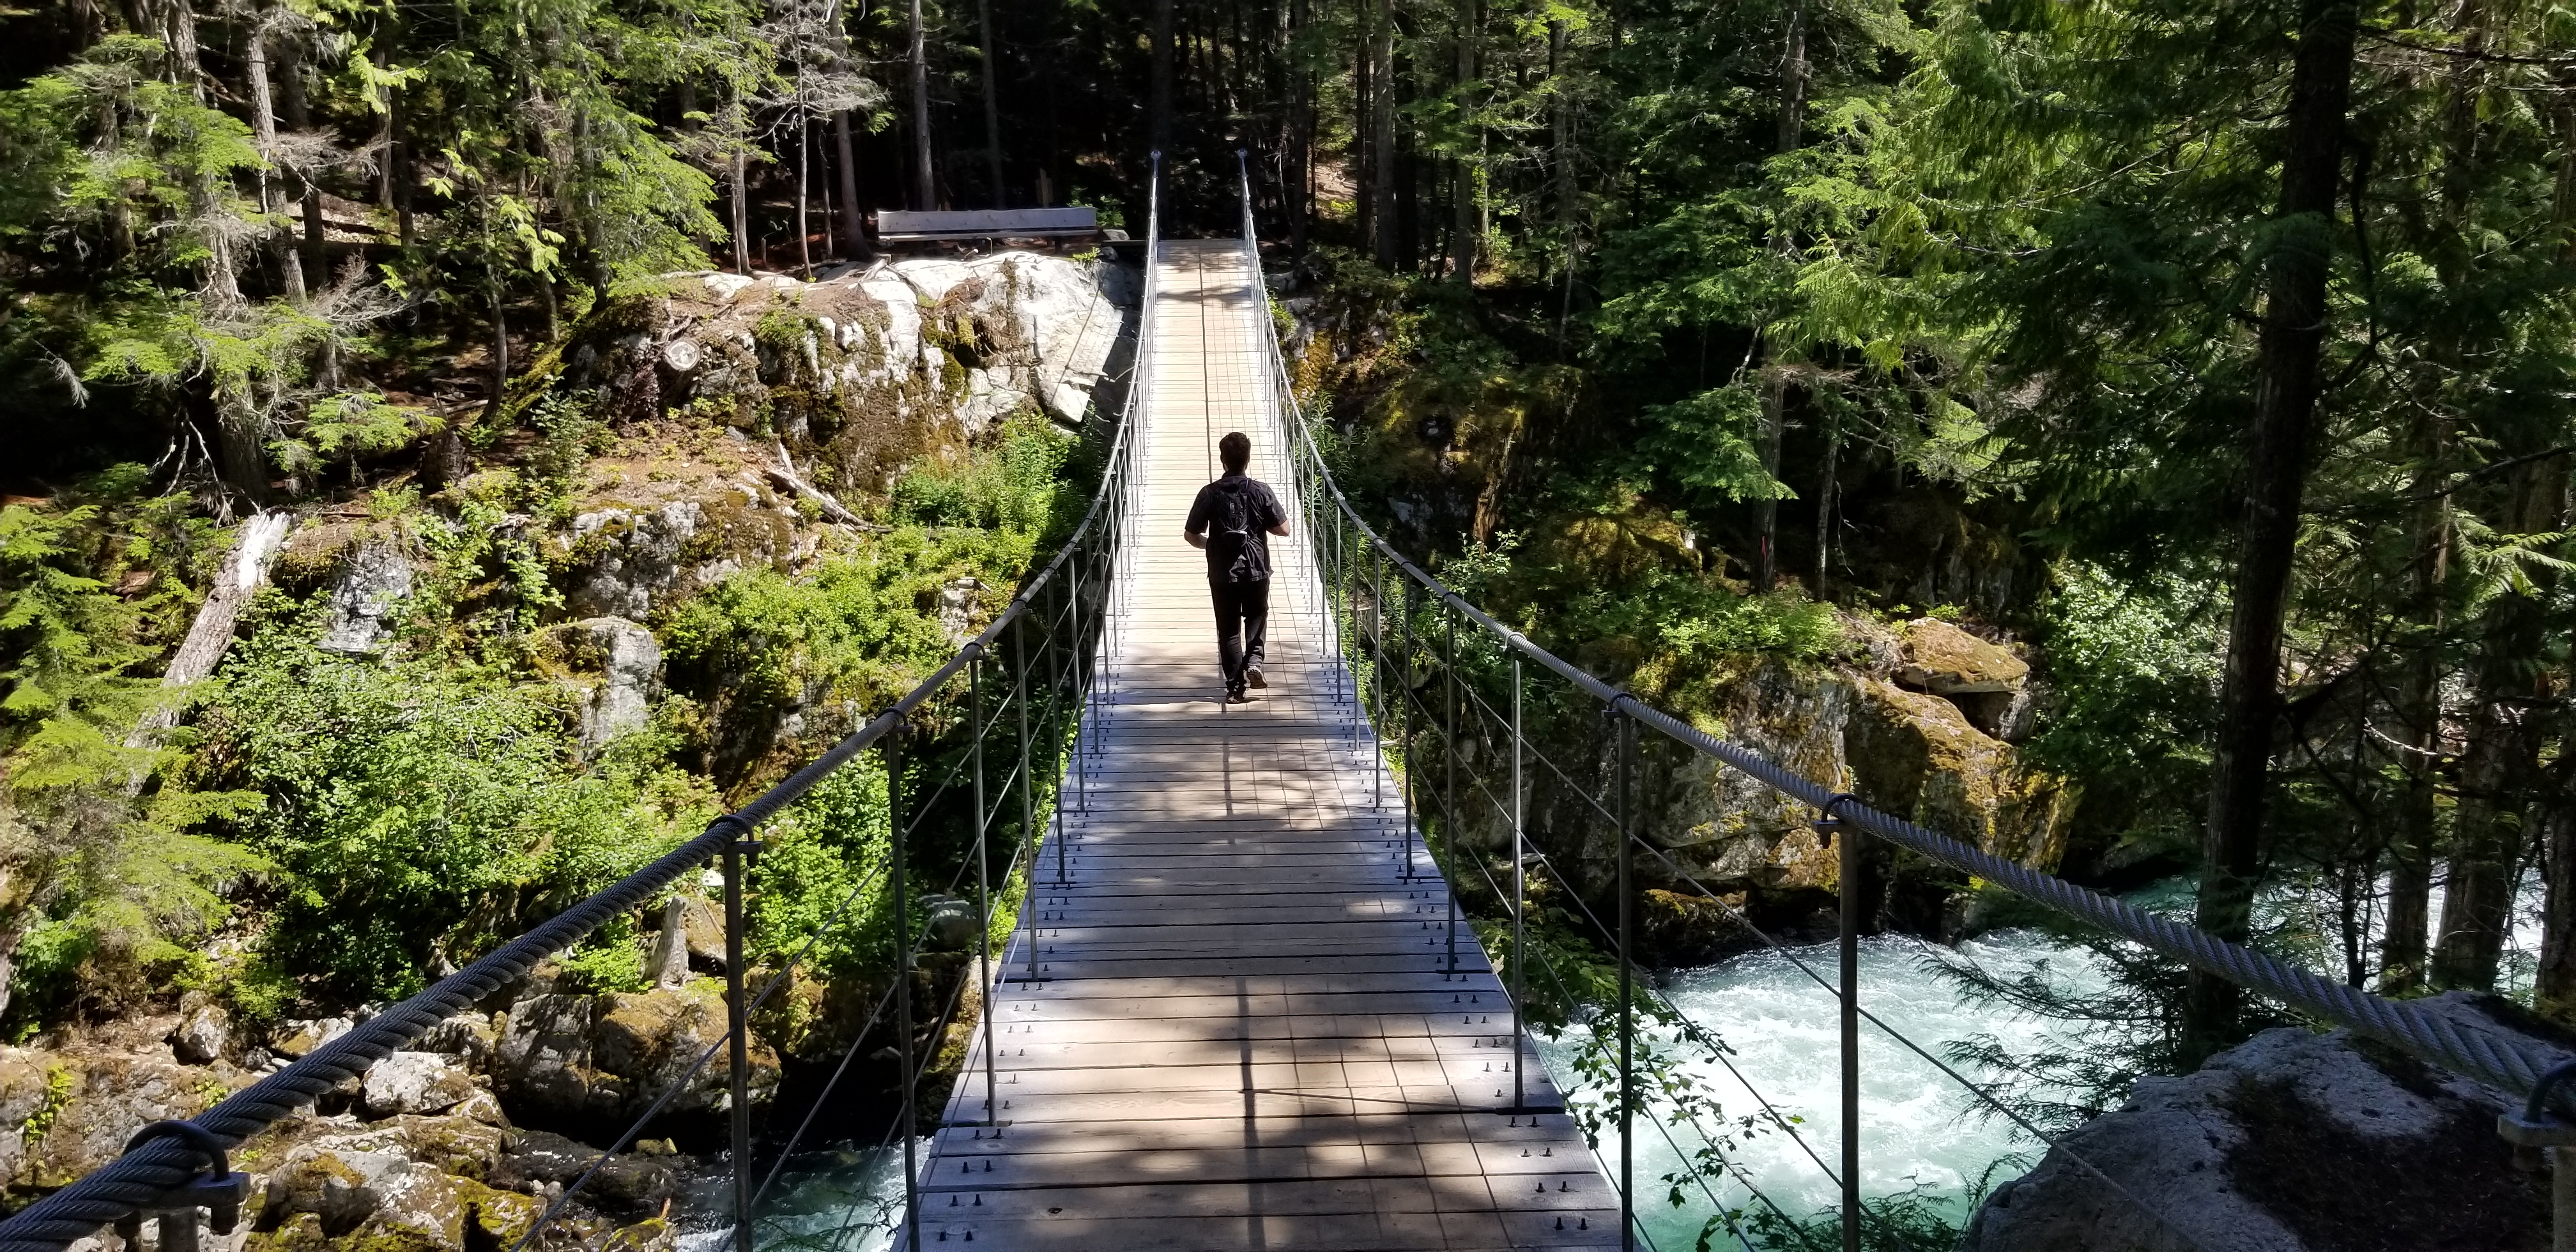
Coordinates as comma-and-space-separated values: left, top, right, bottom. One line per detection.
1615, 711, 1635, 1252
888, 719, 921, 1250
720, 823, 759, 1252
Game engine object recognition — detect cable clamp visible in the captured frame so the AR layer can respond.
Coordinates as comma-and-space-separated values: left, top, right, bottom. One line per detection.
115, 1121, 251, 1243
1811, 792, 1864, 848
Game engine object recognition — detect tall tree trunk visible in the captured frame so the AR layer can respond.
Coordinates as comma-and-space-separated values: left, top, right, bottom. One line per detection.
483, 265, 511, 421
1369, 0, 1397, 269
2432, 455, 2567, 989
797, 114, 813, 276
275, 33, 327, 289
2184, 0, 2360, 1062
2388, 0, 2485, 994
835, 111, 869, 257
1776, 0, 1806, 154
1551, 19, 1574, 339
1355, 0, 1374, 253
1154, 0, 1175, 158
243, 14, 305, 303
1288, 0, 1310, 256
910, 0, 935, 210
2537, 758, 2576, 1014
1448, 0, 1475, 284
372, 43, 395, 209
1751, 0, 1807, 592
732, 148, 751, 273
1395, 42, 1417, 270
979, 0, 1004, 206
393, 92, 415, 247
135, 0, 203, 93
1752, 373, 1784, 588
2380, 415, 2450, 993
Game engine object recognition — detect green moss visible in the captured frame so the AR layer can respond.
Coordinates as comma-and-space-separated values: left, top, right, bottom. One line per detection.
17, 1065, 74, 1150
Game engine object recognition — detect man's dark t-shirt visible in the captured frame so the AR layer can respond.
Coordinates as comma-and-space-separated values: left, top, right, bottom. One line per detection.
1186, 474, 1287, 584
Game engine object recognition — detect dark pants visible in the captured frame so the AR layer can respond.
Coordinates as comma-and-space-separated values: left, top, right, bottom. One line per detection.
1211, 577, 1271, 692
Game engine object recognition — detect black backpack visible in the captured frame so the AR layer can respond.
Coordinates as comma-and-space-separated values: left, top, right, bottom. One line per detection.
1206, 479, 1270, 583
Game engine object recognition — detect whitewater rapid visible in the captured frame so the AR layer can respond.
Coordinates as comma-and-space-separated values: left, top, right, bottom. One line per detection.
1533, 929, 2120, 1248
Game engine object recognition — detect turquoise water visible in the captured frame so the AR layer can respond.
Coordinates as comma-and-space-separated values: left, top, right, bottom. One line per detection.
1534, 930, 2120, 1250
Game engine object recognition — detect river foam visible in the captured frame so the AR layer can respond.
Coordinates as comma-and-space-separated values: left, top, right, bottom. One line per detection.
1535, 929, 2119, 1248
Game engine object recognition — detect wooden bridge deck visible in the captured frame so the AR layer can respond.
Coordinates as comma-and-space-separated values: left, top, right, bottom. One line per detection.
907, 240, 1613, 1249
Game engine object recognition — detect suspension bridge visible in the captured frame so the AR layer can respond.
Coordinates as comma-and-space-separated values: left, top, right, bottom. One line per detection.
7, 156, 2575, 1252
906, 237, 1603, 1248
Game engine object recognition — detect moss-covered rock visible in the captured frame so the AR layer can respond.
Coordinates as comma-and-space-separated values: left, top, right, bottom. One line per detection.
1894, 618, 2028, 694
493, 988, 779, 1140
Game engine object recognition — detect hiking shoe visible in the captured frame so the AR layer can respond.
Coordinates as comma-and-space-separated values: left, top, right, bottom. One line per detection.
1245, 666, 1267, 689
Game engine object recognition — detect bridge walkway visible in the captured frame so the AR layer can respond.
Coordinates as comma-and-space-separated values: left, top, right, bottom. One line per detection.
907, 240, 1612, 1249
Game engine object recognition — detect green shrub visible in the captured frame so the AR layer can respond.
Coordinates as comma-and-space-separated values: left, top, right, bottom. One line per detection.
202, 625, 705, 1004
746, 763, 896, 980
889, 413, 1071, 533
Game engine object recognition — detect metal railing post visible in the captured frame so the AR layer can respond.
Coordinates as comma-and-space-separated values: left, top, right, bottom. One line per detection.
1073, 540, 1089, 813
1442, 604, 1459, 981
1399, 578, 1414, 881
1018, 613, 1039, 985
1511, 655, 1526, 1112
887, 720, 920, 1251
1616, 711, 1636, 1252
971, 656, 998, 1125
1372, 546, 1386, 811
1839, 804, 1863, 1252
723, 839, 755, 1252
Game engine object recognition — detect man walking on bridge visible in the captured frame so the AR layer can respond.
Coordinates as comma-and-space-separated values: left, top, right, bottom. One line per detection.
1184, 431, 1290, 704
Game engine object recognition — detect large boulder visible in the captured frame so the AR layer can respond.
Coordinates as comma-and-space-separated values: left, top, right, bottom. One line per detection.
1572, 652, 2071, 932
544, 616, 663, 749
0, 1047, 245, 1186
553, 254, 1133, 444
493, 988, 779, 1136
1894, 618, 2028, 694
264, 1144, 536, 1250
1963, 993, 2557, 1252
491, 1129, 682, 1220
362, 1052, 485, 1119
316, 543, 415, 654
170, 1000, 233, 1064
407, 1012, 503, 1071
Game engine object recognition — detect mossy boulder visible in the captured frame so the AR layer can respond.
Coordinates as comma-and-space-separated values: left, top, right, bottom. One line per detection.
493, 988, 779, 1140
0, 1046, 238, 1188
1894, 618, 2028, 694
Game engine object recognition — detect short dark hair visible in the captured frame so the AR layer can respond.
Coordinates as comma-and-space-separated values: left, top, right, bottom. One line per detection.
1219, 431, 1252, 473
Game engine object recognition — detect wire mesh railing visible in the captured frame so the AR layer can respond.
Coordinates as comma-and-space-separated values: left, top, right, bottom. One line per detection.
1231, 153, 2576, 1252
0, 164, 1162, 1252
